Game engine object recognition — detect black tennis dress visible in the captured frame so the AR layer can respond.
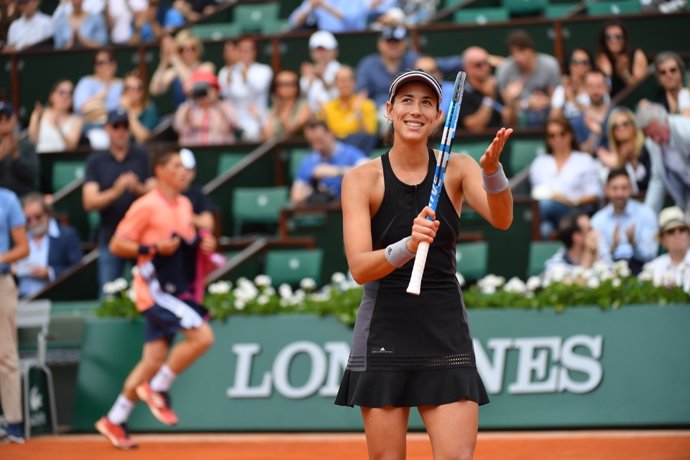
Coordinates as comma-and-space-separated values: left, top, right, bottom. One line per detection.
335, 149, 489, 408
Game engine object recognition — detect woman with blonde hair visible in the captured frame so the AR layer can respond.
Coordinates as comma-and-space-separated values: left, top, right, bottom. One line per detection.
149, 30, 215, 108
596, 107, 651, 194
29, 79, 84, 152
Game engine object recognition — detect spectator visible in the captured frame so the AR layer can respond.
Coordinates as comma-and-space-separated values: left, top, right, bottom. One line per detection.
14, 193, 83, 298
107, 0, 148, 45
28, 79, 84, 153
290, 119, 367, 205
550, 48, 594, 120
320, 65, 378, 153
163, 0, 216, 28
289, 0, 368, 33
73, 50, 124, 130
570, 69, 612, 154
652, 51, 690, 117
82, 108, 154, 294
0, 2, 21, 49
595, 20, 648, 99
53, 0, 108, 49
591, 167, 659, 274
300, 30, 341, 113
130, 0, 163, 44
0, 102, 39, 197
0, 187, 29, 444
119, 71, 158, 144
173, 70, 237, 146
642, 206, 690, 293
457, 46, 514, 133
149, 30, 215, 109
262, 70, 312, 140
530, 117, 602, 239
497, 29, 561, 128
179, 148, 215, 232
596, 107, 651, 195
4, 0, 53, 52
544, 211, 609, 278
355, 26, 462, 118
218, 36, 272, 143
414, 55, 453, 118
637, 102, 690, 216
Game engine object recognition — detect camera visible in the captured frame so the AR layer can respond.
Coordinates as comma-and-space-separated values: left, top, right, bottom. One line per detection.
190, 82, 210, 99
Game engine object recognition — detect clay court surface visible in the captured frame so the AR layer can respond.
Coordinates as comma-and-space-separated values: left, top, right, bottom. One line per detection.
2, 430, 689, 460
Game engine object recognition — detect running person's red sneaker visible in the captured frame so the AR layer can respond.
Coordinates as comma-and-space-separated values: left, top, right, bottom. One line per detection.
136, 382, 179, 426
95, 416, 138, 449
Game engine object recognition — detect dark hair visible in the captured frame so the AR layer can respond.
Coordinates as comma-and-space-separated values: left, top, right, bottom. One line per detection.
506, 29, 535, 51
21, 192, 53, 218
150, 148, 179, 171
48, 79, 74, 110
558, 212, 587, 248
304, 118, 330, 132
564, 48, 594, 76
606, 167, 630, 184
94, 50, 115, 65
598, 20, 633, 73
270, 70, 301, 96
544, 117, 578, 153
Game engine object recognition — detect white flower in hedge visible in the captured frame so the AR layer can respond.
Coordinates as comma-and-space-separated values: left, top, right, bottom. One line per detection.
331, 272, 346, 285
300, 278, 316, 291
612, 278, 622, 288
293, 289, 306, 302
546, 265, 569, 283
310, 291, 330, 302
234, 299, 246, 310
208, 281, 231, 295
112, 277, 128, 292
257, 294, 270, 305
254, 274, 272, 287
264, 286, 276, 296
614, 260, 631, 278
102, 281, 117, 295
504, 277, 527, 294
593, 260, 612, 277
455, 272, 466, 287
477, 274, 505, 292
638, 264, 654, 282
526, 276, 541, 291
587, 277, 600, 289
127, 288, 136, 302
278, 283, 293, 299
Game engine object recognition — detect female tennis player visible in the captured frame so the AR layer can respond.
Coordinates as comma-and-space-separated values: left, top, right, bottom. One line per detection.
335, 69, 513, 459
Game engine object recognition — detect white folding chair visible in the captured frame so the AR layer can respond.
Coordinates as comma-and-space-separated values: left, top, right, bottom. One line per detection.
16, 300, 57, 439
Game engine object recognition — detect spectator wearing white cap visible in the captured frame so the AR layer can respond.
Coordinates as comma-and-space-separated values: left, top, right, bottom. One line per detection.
641, 206, 690, 293
179, 148, 215, 232
288, 0, 368, 33
300, 30, 341, 113
218, 35, 273, 142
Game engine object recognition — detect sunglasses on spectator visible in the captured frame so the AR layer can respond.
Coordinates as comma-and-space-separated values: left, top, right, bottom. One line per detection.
95, 59, 113, 66
56, 89, 72, 96
663, 226, 689, 236
605, 34, 624, 42
658, 67, 679, 76
178, 45, 197, 52
276, 80, 297, 87
547, 130, 567, 139
570, 58, 590, 66
111, 122, 129, 131
26, 213, 46, 223
612, 120, 633, 130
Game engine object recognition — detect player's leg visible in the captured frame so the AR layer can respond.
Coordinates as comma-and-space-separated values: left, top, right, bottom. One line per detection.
417, 399, 479, 460
165, 322, 214, 374
96, 339, 169, 449
361, 406, 410, 460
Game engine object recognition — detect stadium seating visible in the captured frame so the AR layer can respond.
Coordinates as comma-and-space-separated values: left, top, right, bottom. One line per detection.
52, 161, 85, 191
527, 240, 563, 277
456, 241, 489, 282
454, 7, 510, 24
264, 248, 324, 287
232, 186, 289, 235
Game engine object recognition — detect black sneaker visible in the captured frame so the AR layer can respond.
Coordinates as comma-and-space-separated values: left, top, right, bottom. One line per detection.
5, 423, 25, 444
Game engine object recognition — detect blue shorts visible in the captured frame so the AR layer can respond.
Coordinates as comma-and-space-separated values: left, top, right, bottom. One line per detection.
142, 300, 210, 344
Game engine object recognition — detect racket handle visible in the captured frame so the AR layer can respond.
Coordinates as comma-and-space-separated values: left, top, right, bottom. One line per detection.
406, 242, 430, 295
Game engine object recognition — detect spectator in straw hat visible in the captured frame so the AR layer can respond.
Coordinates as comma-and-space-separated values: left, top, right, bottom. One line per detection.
641, 206, 690, 293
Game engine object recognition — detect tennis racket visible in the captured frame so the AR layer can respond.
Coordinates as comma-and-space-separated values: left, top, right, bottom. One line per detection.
406, 71, 466, 295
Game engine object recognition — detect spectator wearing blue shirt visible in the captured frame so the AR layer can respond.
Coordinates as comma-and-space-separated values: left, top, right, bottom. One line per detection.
591, 168, 659, 274
0, 187, 29, 444
291, 120, 368, 205
53, 0, 108, 49
73, 50, 124, 130
289, 0, 368, 33
570, 69, 612, 154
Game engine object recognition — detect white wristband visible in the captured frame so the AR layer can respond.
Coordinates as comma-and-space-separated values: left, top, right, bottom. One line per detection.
384, 237, 415, 268
482, 163, 509, 194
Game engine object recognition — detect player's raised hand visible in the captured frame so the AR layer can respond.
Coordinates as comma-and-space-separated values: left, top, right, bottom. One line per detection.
480, 127, 513, 175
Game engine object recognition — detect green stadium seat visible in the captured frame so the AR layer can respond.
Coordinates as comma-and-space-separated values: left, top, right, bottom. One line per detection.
503, 0, 548, 16
457, 142, 488, 163
261, 19, 290, 34
232, 186, 289, 235
509, 138, 545, 175
218, 153, 245, 175
190, 23, 242, 41
545, 2, 579, 18
527, 240, 563, 277
586, 1, 641, 15
370, 147, 388, 159
456, 241, 489, 281
289, 149, 310, 181
234, 3, 280, 33
454, 7, 509, 24
53, 161, 85, 191
265, 248, 324, 287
